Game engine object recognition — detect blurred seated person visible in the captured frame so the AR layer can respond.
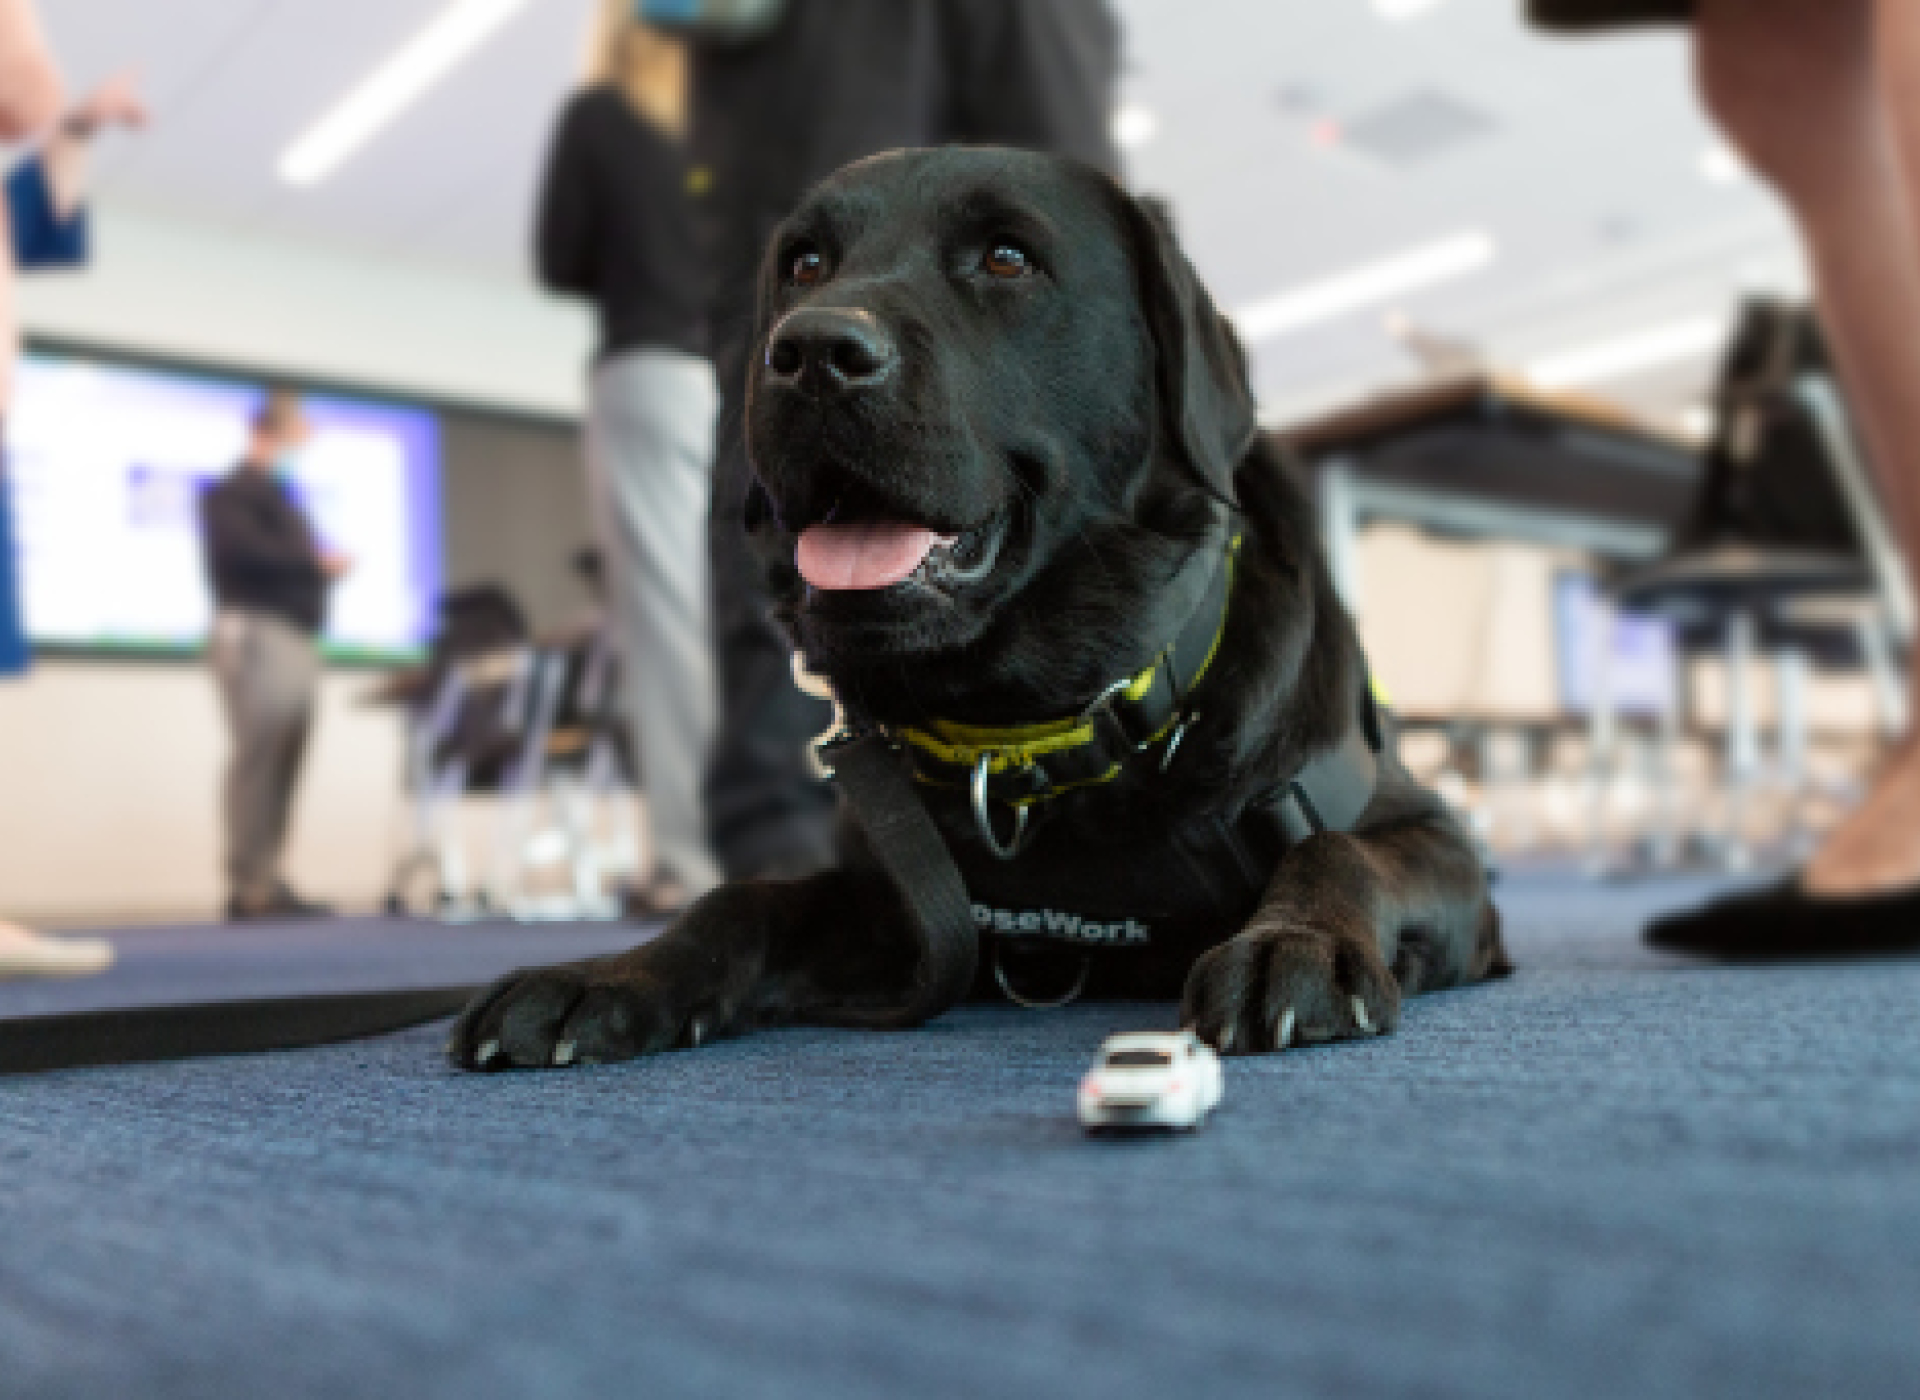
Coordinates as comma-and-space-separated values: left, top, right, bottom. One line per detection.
198, 391, 352, 923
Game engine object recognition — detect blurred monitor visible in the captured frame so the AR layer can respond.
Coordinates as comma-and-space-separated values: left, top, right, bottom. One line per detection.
7, 351, 442, 663
1553, 572, 1678, 718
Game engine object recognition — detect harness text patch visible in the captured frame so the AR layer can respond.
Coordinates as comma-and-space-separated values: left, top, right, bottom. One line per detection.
971, 904, 1152, 946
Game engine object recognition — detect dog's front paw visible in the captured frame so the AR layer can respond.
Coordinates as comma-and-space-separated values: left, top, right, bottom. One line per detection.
1180, 926, 1400, 1055
447, 960, 721, 1071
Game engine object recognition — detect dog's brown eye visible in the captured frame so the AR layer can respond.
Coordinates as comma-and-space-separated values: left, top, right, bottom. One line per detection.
983, 243, 1033, 279
790, 249, 826, 287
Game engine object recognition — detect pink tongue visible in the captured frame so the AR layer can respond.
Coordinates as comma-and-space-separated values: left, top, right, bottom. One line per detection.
797, 522, 946, 590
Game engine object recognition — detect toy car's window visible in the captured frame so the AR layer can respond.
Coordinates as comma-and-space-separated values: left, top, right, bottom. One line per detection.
1105, 1050, 1173, 1068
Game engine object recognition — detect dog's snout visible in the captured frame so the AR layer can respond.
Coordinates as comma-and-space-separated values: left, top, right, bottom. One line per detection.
765, 308, 897, 396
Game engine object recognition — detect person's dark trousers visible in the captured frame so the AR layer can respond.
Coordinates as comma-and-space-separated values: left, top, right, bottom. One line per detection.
696, 0, 1122, 880
705, 324, 838, 880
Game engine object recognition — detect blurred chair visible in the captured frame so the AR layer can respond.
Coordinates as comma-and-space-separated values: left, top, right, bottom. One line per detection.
1283, 377, 1702, 859
1587, 300, 1913, 875
379, 590, 640, 922
508, 628, 642, 922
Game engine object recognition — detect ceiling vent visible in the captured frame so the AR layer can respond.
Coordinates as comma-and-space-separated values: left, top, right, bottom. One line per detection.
1339, 89, 1497, 169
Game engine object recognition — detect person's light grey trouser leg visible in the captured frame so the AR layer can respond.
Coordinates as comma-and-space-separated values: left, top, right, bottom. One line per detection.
588, 348, 722, 896
209, 610, 319, 905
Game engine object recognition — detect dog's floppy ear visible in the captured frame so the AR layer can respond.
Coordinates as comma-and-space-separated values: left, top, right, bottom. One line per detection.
1121, 194, 1258, 505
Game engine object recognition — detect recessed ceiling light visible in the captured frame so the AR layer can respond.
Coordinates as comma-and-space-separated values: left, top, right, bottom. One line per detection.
280, 0, 532, 187
1527, 317, 1725, 389
1376, 0, 1448, 19
1700, 143, 1747, 185
1233, 231, 1497, 345
1113, 103, 1159, 151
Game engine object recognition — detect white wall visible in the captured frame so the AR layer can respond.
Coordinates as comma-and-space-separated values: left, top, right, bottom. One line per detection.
1355, 527, 1565, 721
16, 204, 591, 417
0, 660, 407, 924
4, 207, 607, 924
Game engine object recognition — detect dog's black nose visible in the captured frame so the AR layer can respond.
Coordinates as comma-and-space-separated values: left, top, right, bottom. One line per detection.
764, 308, 897, 396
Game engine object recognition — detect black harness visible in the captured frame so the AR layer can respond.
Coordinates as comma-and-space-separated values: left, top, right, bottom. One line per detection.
819, 533, 1383, 1019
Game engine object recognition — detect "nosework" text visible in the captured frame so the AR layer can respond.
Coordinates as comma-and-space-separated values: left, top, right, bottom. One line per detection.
971, 905, 1152, 945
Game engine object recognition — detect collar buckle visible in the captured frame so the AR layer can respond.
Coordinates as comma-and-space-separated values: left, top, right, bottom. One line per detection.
1079, 661, 1172, 756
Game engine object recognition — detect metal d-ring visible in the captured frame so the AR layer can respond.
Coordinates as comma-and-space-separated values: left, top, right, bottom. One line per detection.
992, 941, 1092, 1009
970, 753, 1031, 861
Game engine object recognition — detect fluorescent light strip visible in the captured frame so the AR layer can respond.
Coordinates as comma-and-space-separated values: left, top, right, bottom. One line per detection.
279, 0, 531, 187
1233, 232, 1496, 345
1376, 0, 1448, 18
1527, 317, 1725, 390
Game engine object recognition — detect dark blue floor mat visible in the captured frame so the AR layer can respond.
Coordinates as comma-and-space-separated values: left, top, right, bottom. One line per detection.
0, 917, 652, 1020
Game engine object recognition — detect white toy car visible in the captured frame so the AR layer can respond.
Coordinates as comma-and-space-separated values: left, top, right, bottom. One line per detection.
1078, 1030, 1224, 1133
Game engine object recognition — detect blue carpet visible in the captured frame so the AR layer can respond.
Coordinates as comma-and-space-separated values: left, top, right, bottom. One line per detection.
3, 878, 1918, 1400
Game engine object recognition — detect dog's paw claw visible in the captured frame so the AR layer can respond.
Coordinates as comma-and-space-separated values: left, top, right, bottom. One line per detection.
448, 961, 721, 1072
1181, 927, 1401, 1056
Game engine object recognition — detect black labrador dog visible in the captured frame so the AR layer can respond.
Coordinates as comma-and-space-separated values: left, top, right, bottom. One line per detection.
450, 148, 1506, 1071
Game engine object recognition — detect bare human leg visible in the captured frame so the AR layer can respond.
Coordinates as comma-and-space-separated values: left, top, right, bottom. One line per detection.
1696, 0, 1920, 897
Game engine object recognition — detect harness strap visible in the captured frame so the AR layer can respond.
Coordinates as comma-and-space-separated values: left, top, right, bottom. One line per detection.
819, 733, 980, 1027
1268, 719, 1380, 844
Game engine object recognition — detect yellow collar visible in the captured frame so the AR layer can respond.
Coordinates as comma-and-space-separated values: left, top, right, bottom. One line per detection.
896, 535, 1241, 805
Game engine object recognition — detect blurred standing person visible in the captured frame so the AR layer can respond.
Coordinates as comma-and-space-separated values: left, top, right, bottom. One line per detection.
0, 6, 143, 977
688, 0, 1122, 881
2, 71, 149, 672
1532, 0, 1920, 952
0, 0, 59, 690
199, 391, 348, 923
537, 7, 719, 913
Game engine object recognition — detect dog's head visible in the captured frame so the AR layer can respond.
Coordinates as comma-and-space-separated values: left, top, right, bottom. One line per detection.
744, 147, 1256, 715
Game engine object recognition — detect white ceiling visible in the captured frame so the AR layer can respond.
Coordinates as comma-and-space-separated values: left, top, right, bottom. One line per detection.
41, 0, 595, 272
43, 0, 1803, 429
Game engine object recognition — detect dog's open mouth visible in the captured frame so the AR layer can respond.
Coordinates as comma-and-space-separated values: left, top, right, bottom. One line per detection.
796, 517, 1002, 593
